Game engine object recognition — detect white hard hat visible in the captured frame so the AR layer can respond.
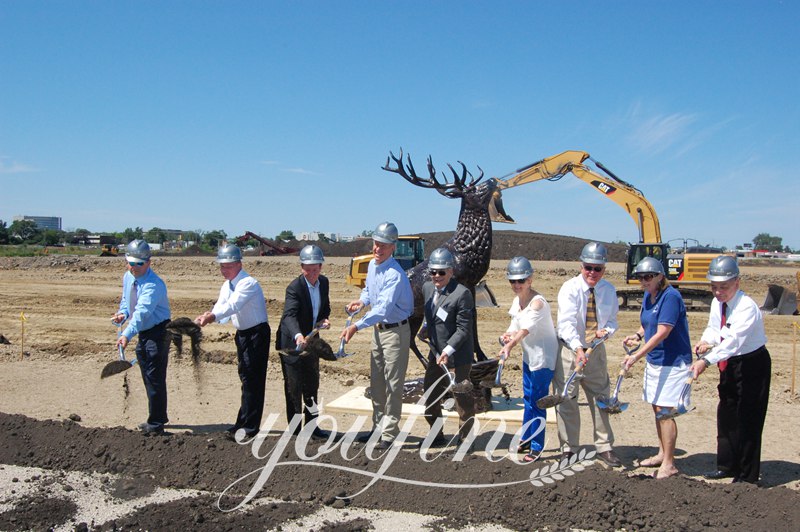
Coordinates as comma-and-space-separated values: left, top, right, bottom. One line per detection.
373, 222, 399, 244
216, 244, 242, 263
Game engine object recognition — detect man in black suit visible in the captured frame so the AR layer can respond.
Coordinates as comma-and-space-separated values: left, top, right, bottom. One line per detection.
276, 245, 331, 438
420, 248, 476, 447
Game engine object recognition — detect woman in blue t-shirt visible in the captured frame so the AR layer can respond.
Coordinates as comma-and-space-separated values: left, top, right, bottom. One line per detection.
621, 257, 692, 480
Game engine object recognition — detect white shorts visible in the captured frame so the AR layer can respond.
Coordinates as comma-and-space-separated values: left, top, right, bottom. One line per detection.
642, 361, 691, 408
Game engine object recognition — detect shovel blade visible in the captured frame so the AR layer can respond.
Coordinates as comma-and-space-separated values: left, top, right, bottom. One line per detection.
656, 405, 694, 420
598, 401, 629, 415
536, 394, 566, 409
451, 380, 474, 394
101, 360, 133, 379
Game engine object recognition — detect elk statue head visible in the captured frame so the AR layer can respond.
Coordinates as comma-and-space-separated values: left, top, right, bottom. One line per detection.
383, 148, 498, 363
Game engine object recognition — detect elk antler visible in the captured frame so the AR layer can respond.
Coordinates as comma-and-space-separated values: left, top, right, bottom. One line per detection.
383, 148, 484, 199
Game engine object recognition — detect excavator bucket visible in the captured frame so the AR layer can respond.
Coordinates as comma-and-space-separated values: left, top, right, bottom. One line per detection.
760, 284, 798, 315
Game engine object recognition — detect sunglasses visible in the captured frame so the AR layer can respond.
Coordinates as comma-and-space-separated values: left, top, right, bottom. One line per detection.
128, 261, 146, 267
430, 270, 448, 277
509, 278, 527, 284
637, 273, 656, 281
582, 264, 604, 273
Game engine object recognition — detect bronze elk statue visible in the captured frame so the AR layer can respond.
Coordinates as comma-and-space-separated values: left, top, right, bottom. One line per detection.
383, 149, 499, 367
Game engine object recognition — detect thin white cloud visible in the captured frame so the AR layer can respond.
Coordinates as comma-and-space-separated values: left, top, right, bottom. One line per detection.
0, 156, 39, 174
284, 167, 320, 175
627, 111, 698, 154
260, 159, 320, 176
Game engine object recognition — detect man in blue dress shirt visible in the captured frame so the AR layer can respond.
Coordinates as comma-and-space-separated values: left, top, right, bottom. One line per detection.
112, 239, 171, 435
341, 222, 414, 449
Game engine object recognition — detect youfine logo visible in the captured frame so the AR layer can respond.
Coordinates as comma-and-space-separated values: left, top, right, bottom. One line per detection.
217, 377, 596, 511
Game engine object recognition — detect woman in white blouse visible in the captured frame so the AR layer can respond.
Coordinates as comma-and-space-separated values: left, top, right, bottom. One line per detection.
498, 257, 558, 462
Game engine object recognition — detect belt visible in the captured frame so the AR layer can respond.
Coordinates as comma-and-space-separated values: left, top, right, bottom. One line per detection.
376, 319, 409, 330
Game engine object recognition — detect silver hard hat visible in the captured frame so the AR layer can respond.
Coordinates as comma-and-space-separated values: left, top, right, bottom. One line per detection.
216, 244, 242, 263
125, 239, 151, 261
579, 242, 608, 265
428, 248, 454, 270
707, 255, 739, 282
506, 256, 534, 280
632, 256, 665, 276
373, 222, 399, 244
299, 244, 325, 265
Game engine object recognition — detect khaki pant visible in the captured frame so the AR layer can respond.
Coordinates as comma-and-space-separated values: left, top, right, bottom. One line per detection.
552, 341, 614, 453
369, 323, 411, 442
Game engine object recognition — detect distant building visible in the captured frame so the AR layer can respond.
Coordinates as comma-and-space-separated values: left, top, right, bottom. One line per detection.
13, 215, 62, 231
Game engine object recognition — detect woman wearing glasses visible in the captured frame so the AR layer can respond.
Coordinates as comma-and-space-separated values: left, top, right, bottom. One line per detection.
498, 257, 558, 462
621, 256, 692, 479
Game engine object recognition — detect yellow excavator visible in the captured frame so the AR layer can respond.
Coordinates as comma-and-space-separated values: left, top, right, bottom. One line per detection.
488, 150, 722, 309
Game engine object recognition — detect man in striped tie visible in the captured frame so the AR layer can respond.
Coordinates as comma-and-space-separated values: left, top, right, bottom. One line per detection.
555, 242, 621, 467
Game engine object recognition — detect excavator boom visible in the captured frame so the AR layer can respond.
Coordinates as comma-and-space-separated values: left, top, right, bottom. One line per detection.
490, 150, 721, 310
491, 150, 662, 244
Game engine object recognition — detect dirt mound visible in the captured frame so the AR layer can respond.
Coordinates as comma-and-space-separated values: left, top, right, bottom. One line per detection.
302, 230, 628, 262
1, 413, 799, 531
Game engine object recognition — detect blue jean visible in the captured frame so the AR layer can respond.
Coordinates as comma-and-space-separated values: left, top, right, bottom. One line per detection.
523, 364, 554, 452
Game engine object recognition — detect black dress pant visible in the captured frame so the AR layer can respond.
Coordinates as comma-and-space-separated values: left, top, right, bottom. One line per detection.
716, 346, 771, 483
234, 322, 271, 435
135, 320, 171, 427
423, 353, 475, 439
280, 351, 320, 433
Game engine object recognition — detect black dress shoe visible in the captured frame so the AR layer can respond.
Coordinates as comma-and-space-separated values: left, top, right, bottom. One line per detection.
597, 450, 622, 467
138, 422, 164, 435
355, 431, 375, 443
561, 451, 575, 462
704, 470, 735, 480
419, 434, 448, 448
311, 428, 331, 440
373, 440, 392, 450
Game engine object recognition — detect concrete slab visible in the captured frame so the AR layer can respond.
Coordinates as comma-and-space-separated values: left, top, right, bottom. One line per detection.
322, 386, 556, 427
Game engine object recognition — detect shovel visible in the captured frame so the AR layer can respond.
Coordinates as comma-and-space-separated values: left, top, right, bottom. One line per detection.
420, 338, 473, 396
655, 375, 695, 420
597, 342, 639, 414
279, 324, 326, 357
480, 336, 508, 388
101, 344, 137, 379
336, 306, 363, 359
536, 333, 613, 409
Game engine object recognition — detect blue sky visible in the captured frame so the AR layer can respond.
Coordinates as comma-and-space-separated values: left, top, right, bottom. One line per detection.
1, 1, 798, 249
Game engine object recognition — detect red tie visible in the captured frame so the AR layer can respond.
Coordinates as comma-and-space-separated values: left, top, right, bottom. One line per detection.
718, 302, 728, 372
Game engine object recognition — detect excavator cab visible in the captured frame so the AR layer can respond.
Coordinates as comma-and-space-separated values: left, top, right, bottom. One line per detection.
626, 243, 668, 284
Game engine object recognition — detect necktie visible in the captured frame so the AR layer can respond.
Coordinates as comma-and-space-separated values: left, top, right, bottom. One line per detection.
585, 287, 598, 344
229, 280, 235, 293
129, 280, 138, 313
718, 302, 728, 372
433, 289, 441, 306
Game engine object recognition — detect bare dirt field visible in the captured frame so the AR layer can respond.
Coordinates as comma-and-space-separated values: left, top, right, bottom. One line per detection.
0, 253, 799, 531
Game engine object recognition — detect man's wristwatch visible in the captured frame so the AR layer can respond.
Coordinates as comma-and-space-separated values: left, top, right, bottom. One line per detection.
700, 357, 711, 368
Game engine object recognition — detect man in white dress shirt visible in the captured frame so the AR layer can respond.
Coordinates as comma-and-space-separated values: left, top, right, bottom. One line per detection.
195, 244, 270, 439
555, 242, 621, 467
691, 256, 771, 484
